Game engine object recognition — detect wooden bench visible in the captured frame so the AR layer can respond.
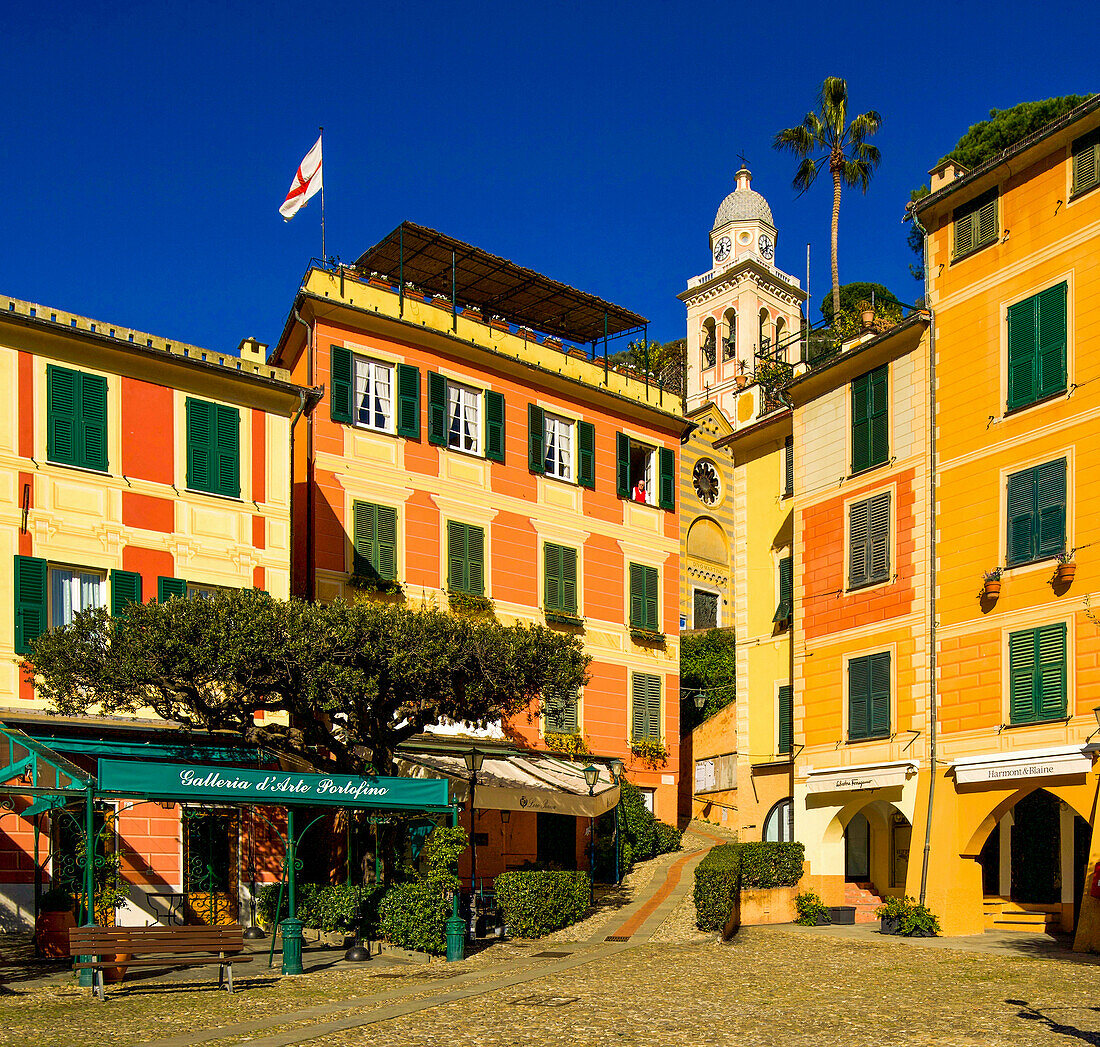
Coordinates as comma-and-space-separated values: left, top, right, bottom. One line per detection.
68, 925, 253, 999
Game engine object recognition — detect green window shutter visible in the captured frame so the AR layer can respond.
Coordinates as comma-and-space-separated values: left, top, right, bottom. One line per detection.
1035, 459, 1067, 559
1007, 296, 1038, 410
954, 189, 998, 258
778, 684, 793, 754
868, 365, 889, 467
110, 569, 142, 616
375, 506, 398, 581
545, 687, 578, 734
427, 372, 448, 446
1036, 282, 1068, 401
659, 447, 675, 510
544, 542, 562, 612
848, 656, 870, 741
330, 345, 353, 423
616, 432, 630, 498
644, 564, 659, 631
774, 556, 793, 624
396, 363, 420, 439
851, 371, 871, 473
784, 435, 794, 497
1072, 128, 1100, 197
466, 525, 484, 595
353, 500, 378, 578
527, 404, 545, 474
79, 373, 108, 472
869, 651, 891, 737
631, 673, 647, 741
447, 520, 467, 592
628, 562, 645, 628
1036, 622, 1068, 720
976, 194, 998, 248
14, 555, 47, 655
1006, 467, 1037, 565
215, 405, 240, 498
186, 398, 214, 492
954, 209, 974, 259
849, 497, 870, 588
646, 673, 661, 739
157, 576, 187, 602
577, 421, 596, 489
561, 546, 577, 615
47, 365, 78, 466
868, 492, 891, 583
485, 390, 505, 464
1009, 628, 1038, 724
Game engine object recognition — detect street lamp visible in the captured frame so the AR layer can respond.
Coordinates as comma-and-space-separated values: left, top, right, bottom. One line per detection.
608, 759, 624, 886
582, 765, 600, 904
583, 764, 600, 795
694, 691, 706, 711
1088, 708, 1100, 743
462, 748, 484, 936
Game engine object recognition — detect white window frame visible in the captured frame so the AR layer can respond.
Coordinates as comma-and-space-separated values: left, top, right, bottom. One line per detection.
352, 356, 395, 434
543, 412, 575, 482
446, 380, 481, 455
629, 442, 657, 506
639, 788, 656, 815
48, 564, 106, 629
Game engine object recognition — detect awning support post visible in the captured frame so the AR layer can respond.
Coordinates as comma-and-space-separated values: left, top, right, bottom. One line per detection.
444, 803, 465, 961
77, 784, 96, 987
280, 806, 304, 975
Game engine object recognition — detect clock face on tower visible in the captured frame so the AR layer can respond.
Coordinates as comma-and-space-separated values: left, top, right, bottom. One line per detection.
693, 459, 721, 506
758, 232, 774, 260
713, 236, 732, 263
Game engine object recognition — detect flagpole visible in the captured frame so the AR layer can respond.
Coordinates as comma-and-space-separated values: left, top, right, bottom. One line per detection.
319, 126, 326, 263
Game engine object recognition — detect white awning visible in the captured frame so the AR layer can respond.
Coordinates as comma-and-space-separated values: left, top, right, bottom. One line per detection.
397, 750, 620, 818
951, 745, 1092, 785
807, 760, 918, 795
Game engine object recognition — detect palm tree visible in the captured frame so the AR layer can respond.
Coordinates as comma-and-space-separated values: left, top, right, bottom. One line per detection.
774, 77, 882, 321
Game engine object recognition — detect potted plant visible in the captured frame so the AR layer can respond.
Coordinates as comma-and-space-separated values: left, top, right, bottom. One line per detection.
875, 894, 909, 935
94, 851, 132, 981
858, 300, 875, 330
1054, 550, 1076, 585
35, 886, 76, 958
982, 567, 1002, 599
794, 890, 831, 926
899, 900, 941, 937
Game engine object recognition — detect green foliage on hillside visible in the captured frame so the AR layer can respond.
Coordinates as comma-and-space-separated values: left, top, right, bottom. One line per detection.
680, 628, 736, 730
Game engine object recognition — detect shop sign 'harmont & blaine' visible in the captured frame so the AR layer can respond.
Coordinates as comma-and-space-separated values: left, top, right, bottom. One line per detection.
96, 759, 451, 809
951, 745, 1092, 785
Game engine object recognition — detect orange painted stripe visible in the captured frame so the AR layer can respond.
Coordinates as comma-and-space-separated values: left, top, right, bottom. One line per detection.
609, 848, 703, 939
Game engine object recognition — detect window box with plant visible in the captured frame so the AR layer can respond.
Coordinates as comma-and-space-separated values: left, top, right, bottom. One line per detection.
630, 737, 668, 764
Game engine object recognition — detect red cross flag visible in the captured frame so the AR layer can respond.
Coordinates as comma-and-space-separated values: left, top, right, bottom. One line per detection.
280, 135, 323, 221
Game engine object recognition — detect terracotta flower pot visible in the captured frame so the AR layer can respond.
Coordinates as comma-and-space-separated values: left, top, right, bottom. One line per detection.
34, 909, 76, 959
103, 953, 131, 983
983, 580, 1001, 599
735, 375, 748, 389
1055, 563, 1076, 584
861, 309, 875, 329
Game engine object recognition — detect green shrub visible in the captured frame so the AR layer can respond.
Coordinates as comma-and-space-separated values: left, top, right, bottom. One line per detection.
693, 844, 741, 931
256, 882, 384, 935
620, 779, 656, 863
795, 890, 830, 926
377, 880, 450, 954
494, 870, 591, 938
738, 842, 805, 889
876, 895, 941, 936
653, 820, 682, 855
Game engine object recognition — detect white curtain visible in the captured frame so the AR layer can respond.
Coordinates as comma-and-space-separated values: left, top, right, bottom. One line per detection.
51, 569, 104, 628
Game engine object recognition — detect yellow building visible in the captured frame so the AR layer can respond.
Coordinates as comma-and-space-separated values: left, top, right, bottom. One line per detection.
912, 96, 1100, 941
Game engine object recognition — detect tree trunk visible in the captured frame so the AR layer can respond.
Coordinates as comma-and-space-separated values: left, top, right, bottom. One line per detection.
830, 162, 842, 320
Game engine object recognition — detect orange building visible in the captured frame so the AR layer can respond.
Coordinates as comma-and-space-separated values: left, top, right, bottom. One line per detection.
269, 224, 682, 884
0, 296, 308, 931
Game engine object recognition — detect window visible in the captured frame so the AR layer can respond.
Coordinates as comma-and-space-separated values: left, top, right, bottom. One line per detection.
722, 310, 736, 360
631, 672, 661, 741
543, 413, 574, 481
528, 406, 594, 487
848, 652, 890, 741
639, 788, 655, 814
1006, 459, 1066, 567
1009, 623, 1067, 724
778, 684, 793, 755
693, 589, 718, 630
331, 347, 420, 438
46, 365, 108, 472
1007, 282, 1067, 411
49, 566, 106, 629
773, 557, 792, 627
701, 318, 716, 370
352, 501, 398, 581
759, 308, 771, 351
186, 398, 240, 498
629, 563, 660, 633
616, 433, 674, 509
953, 187, 998, 260
763, 798, 794, 842
851, 364, 888, 473
1071, 126, 1100, 199
187, 582, 232, 600
849, 491, 891, 589
428, 375, 504, 462
544, 686, 579, 734
353, 357, 394, 433
447, 521, 484, 595
783, 435, 793, 497
544, 543, 578, 617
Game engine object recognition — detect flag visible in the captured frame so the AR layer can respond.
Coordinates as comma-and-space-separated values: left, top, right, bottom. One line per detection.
280, 136, 323, 221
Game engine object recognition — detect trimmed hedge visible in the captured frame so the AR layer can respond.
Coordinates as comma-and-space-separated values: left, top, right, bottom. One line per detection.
494, 871, 591, 938
738, 842, 805, 889
257, 882, 383, 935
693, 844, 741, 931
377, 880, 450, 955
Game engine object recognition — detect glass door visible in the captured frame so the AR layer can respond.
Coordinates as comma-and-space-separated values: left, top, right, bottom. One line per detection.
183, 809, 239, 925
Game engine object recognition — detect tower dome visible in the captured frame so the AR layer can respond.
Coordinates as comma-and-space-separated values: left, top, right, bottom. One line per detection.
712, 166, 774, 230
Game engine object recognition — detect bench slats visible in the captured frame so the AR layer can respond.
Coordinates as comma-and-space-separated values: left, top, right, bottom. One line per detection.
69, 926, 247, 958
73, 956, 254, 970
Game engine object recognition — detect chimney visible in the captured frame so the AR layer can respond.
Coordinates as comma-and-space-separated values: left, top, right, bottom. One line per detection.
928, 158, 969, 192
238, 337, 268, 365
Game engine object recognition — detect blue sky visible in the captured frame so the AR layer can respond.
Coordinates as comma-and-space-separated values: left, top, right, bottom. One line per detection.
2, 2, 1092, 351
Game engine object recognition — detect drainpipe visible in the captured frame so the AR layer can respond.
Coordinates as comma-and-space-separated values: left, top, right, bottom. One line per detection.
910, 208, 937, 906
291, 305, 315, 601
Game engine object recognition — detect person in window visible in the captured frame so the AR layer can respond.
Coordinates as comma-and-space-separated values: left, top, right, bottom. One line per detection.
633, 479, 647, 503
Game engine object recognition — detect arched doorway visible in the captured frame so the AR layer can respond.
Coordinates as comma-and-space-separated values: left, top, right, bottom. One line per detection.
844, 811, 870, 881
